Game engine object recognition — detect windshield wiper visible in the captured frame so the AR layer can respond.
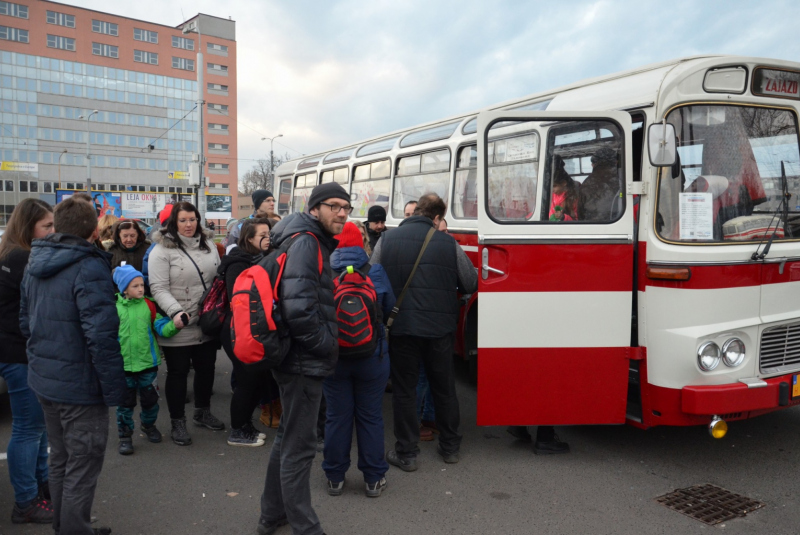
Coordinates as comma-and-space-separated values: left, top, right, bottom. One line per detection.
751, 161, 792, 261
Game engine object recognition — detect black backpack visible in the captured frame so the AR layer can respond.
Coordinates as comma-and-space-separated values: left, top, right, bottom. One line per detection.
333, 264, 381, 360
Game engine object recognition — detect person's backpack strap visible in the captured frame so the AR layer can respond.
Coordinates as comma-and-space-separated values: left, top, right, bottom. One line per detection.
287, 231, 323, 276
145, 298, 157, 323
175, 239, 208, 292
386, 227, 436, 329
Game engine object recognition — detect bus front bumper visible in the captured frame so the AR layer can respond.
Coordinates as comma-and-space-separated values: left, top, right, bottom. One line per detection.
682, 373, 799, 415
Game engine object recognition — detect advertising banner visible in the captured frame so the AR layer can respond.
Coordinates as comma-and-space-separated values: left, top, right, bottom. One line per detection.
56, 190, 123, 218
168, 171, 189, 180
206, 194, 232, 219
121, 192, 163, 219
1, 162, 38, 172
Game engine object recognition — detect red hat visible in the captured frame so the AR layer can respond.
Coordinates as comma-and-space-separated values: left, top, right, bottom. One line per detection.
336, 222, 363, 249
159, 203, 174, 225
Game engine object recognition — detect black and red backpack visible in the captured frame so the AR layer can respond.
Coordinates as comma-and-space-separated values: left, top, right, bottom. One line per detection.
229, 232, 322, 370
333, 264, 381, 360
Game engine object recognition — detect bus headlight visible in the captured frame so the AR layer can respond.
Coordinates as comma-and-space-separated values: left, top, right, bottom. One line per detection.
721, 338, 746, 367
697, 342, 721, 371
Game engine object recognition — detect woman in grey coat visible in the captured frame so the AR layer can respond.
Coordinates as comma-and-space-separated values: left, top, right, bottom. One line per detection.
149, 202, 223, 445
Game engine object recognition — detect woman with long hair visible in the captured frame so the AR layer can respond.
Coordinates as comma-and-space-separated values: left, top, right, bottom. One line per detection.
218, 218, 279, 446
97, 214, 119, 249
107, 220, 149, 271
149, 202, 223, 446
0, 199, 55, 523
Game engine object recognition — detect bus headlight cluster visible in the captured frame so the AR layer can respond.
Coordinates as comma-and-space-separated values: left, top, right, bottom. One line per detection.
697, 338, 746, 371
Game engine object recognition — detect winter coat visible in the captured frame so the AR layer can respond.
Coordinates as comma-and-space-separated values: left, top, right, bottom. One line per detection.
330, 245, 396, 358
116, 294, 178, 373
107, 239, 150, 272
148, 228, 220, 347
0, 248, 31, 364
578, 164, 620, 221
141, 241, 157, 288
20, 233, 127, 406
271, 212, 339, 377
366, 227, 382, 251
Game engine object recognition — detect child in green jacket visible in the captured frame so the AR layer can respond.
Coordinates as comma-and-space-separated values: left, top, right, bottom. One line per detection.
113, 264, 179, 455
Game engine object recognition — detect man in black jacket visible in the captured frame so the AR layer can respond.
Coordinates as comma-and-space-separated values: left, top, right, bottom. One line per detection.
255, 182, 347, 535
21, 197, 126, 535
366, 205, 386, 250
371, 194, 477, 470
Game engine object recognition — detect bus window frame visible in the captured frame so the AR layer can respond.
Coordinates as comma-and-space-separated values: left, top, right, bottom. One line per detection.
277, 175, 293, 215
451, 141, 478, 221
320, 165, 350, 185
352, 157, 392, 182
292, 171, 318, 213
391, 146, 452, 219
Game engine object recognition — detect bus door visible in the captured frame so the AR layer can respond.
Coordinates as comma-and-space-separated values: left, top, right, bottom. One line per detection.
476, 110, 635, 426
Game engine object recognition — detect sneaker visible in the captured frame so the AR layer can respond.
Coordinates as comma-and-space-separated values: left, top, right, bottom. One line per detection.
193, 408, 225, 431
227, 427, 265, 447
38, 481, 50, 501
436, 444, 460, 464
141, 424, 162, 443
326, 479, 344, 496
365, 478, 387, 498
256, 516, 288, 535
118, 437, 134, 455
386, 450, 417, 472
243, 421, 267, 440
506, 425, 533, 442
11, 496, 54, 524
534, 434, 570, 455
170, 417, 192, 446
419, 424, 434, 442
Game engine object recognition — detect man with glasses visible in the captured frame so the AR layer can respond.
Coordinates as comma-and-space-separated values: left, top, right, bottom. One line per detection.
254, 182, 349, 535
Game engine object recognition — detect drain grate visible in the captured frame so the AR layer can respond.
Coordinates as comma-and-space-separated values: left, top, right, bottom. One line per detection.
655, 484, 765, 525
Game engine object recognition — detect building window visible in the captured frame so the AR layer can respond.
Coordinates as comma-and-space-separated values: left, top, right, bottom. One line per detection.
133, 28, 158, 43
208, 143, 229, 150
134, 50, 158, 65
172, 35, 194, 50
42, 182, 52, 193
208, 42, 228, 53
46, 11, 75, 28
109, 184, 118, 191
207, 63, 227, 72
92, 20, 118, 36
207, 83, 228, 94
157, 186, 165, 192
0, 1, 28, 19
209, 163, 229, 170
168, 186, 175, 193
208, 103, 228, 114
208, 123, 228, 132
176, 187, 183, 193
186, 187, 193, 194
19, 180, 27, 192
0, 25, 27, 43
47, 34, 76, 51
172, 57, 194, 71
29, 181, 38, 193
92, 43, 119, 58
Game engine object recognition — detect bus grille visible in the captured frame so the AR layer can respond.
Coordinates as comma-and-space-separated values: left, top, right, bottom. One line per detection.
760, 322, 800, 374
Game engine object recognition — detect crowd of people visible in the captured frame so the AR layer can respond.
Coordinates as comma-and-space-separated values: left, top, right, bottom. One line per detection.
0, 184, 568, 534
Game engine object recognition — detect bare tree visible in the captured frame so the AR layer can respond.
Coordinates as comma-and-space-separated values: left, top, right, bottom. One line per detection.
238, 152, 292, 194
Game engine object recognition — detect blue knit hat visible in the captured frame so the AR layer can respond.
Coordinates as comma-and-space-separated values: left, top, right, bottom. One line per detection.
113, 264, 144, 294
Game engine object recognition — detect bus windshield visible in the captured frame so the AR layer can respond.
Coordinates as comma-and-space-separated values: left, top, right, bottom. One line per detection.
656, 104, 800, 243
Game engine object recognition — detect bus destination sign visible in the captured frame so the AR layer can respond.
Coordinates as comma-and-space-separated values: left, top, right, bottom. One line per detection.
753, 68, 800, 100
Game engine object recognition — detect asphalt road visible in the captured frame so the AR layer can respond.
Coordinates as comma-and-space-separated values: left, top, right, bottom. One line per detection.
1, 352, 799, 535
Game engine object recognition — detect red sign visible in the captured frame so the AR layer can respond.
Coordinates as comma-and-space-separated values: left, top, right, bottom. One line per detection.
753, 68, 800, 100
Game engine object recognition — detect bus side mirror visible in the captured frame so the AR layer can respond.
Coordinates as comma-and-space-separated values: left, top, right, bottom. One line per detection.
648, 123, 677, 167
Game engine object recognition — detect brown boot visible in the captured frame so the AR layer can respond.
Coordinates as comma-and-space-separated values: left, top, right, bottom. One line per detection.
259, 404, 271, 428
269, 399, 282, 428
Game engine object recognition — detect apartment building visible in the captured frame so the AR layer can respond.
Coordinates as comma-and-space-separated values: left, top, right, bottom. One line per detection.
0, 0, 237, 224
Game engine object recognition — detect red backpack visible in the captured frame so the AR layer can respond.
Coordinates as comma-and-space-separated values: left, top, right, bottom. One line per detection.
333, 264, 380, 360
229, 232, 321, 369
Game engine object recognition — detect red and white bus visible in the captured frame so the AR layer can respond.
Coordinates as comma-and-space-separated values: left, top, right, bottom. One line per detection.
274, 55, 800, 436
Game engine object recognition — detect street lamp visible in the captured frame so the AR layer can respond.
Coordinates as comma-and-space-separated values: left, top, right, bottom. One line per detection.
57, 149, 68, 189
78, 110, 99, 192
182, 20, 206, 224
261, 134, 283, 191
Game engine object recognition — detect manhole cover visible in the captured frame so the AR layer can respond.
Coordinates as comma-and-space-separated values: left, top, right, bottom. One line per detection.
655, 484, 765, 525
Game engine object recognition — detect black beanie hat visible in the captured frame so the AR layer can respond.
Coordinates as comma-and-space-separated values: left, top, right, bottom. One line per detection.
367, 205, 386, 223
251, 189, 273, 211
307, 182, 351, 212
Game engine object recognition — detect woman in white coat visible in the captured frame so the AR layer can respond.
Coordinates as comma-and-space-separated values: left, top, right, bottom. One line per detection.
149, 202, 223, 446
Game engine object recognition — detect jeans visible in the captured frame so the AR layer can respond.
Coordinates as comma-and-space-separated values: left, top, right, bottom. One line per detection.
417, 363, 435, 422
162, 341, 217, 419
322, 353, 390, 484
389, 334, 461, 458
116, 368, 159, 433
261, 370, 324, 535
0, 363, 48, 505
39, 398, 109, 535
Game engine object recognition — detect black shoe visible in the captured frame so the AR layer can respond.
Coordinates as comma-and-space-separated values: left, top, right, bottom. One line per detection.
506, 426, 532, 442
93, 528, 112, 535
228, 427, 265, 447
118, 437, 134, 455
436, 444, 460, 464
243, 420, 267, 440
11, 497, 54, 524
386, 450, 417, 472
118, 424, 133, 438
170, 417, 192, 446
256, 516, 288, 535
534, 434, 570, 455
141, 424, 162, 443
193, 408, 225, 431
38, 480, 50, 501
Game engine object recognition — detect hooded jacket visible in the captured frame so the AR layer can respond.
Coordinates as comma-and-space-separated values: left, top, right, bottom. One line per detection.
330, 245, 396, 358
148, 228, 219, 347
0, 248, 31, 364
271, 212, 339, 377
116, 294, 178, 373
20, 233, 127, 406
107, 239, 150, 272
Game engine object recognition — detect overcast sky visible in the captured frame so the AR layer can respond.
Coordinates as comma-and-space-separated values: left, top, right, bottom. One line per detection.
66, 0, 800, 182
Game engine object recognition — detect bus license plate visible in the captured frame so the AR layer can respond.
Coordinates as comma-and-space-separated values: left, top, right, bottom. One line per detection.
794, 375, 800, 399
